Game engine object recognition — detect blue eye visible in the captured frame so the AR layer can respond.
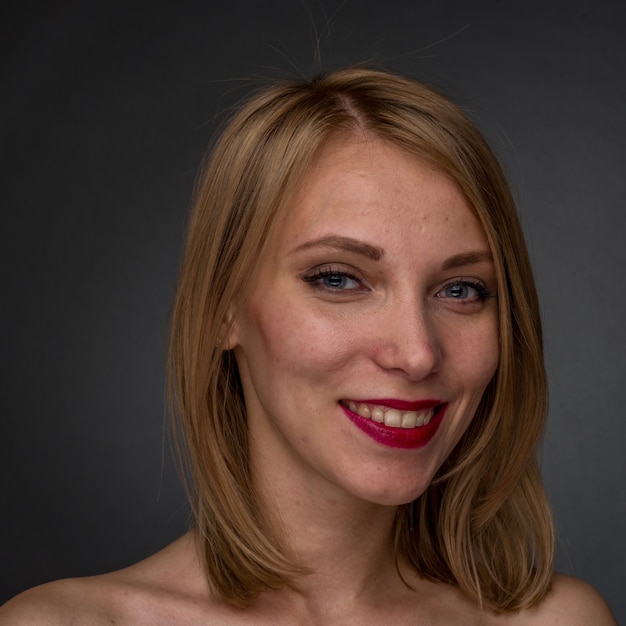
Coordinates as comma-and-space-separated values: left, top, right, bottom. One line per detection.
445, 284, 473, 299
301, 266, 365, 292
437, 280, 493, 302
321, 272, 359, 290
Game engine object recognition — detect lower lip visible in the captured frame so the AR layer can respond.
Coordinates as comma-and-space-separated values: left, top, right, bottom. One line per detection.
340, 403, 447, 449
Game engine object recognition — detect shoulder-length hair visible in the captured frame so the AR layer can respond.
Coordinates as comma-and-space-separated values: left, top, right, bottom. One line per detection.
168, 66, 554, 612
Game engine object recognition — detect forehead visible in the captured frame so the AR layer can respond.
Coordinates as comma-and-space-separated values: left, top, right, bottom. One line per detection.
272, 135, 486, 253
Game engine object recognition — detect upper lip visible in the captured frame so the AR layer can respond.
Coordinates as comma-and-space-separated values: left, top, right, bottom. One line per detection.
342, 398, 443, 411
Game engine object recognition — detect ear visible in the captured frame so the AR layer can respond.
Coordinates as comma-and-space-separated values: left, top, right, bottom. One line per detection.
219, 304, 240, 351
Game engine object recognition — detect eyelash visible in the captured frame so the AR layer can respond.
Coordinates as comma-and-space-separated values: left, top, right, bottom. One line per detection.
301, 267, 495, 303
437, 278, 496, 303
300, 266, 366, 292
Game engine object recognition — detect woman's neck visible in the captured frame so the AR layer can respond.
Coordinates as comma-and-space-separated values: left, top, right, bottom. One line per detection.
252, 457, 405, 609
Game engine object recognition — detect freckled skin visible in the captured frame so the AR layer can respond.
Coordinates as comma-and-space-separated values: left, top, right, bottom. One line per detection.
229, 136, 500, 508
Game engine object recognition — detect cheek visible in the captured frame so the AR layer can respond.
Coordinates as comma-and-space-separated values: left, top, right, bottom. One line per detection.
471, 331, 500, 388
248, 300, 358, 376
443, 315, 500, 392
246, 304, 345, 373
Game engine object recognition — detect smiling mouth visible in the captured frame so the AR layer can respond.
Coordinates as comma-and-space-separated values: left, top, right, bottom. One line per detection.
340, 400, 438, 429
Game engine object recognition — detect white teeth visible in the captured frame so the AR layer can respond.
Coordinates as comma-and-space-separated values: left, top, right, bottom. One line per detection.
346, 401, 436, 429
401, 411, 417, 429
383, 409, 402, 427
371, 407, 384, 423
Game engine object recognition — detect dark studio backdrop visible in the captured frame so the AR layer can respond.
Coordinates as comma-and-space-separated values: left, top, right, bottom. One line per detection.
2, 0, 625, 620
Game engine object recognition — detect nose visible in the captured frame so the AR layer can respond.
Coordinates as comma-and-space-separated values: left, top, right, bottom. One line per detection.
370, 297, 442, 382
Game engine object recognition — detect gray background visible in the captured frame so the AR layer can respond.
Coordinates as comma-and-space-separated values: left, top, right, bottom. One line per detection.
2, 0, 624, 621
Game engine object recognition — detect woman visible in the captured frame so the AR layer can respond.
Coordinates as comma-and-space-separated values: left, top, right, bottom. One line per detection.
1, 67, 616, 624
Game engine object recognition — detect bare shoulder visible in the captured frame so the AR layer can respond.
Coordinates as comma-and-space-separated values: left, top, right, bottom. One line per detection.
515, 573, 617, 626
0, 533, 211, 626
0, 576, 120, 625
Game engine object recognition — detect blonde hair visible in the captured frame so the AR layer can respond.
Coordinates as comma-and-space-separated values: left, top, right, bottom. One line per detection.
169, 66, 554, 611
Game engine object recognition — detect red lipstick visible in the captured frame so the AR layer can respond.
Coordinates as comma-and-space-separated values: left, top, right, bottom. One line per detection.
340, 400, 447, 449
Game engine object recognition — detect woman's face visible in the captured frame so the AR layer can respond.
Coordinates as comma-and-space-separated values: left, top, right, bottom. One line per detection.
229, 136, 499, 507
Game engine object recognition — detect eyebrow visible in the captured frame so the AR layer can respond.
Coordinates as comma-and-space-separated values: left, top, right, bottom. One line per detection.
292, 235, 384, 261
291, 237, 492, 269
441, 250, 493, 270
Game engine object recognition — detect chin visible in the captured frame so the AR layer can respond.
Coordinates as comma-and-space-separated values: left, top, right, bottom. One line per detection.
350, 475, 435, 507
